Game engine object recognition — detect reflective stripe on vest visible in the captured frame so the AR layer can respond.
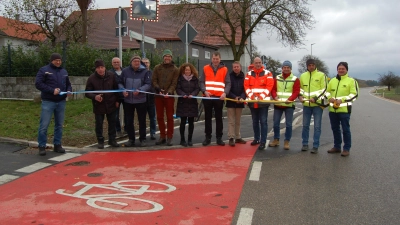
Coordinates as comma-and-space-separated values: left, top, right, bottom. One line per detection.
276, 74, 297, 107
204, 65, 227, 96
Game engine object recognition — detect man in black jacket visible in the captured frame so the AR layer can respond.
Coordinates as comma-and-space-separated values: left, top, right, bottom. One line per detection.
85, 59, 120, 149
226, 61, 247, 146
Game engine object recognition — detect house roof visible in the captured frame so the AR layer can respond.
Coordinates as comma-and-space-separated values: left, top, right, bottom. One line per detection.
0, 16, 47, 42
83, 4, 243, 49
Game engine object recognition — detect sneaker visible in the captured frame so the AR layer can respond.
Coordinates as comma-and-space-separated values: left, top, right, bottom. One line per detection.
258, 143, 266, 150
166, 138, 173, 146
269, 139, 279, 147
216, 138, 225, 146
229, 138, 235, 147
235, 138, 247, 144
310, 147, 318, 154
301, 145, 309, 151
39, 146, 46, 156
202, 138, 211, 146
53, 144, 65, 153
284, 140, 290, 150
108, 140, 120, 147
150, 134, 156, 140
140, 140, 147, 147
250, 140, 260, 146
155, 138, 166, 145
124, 139, 135, 147
341, 150, 350, 157
328, 147, 341, 153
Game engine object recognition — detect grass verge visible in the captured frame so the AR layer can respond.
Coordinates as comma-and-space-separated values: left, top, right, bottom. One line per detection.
375, 88, 400, 102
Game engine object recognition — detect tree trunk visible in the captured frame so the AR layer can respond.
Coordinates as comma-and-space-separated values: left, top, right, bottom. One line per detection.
82, 9, 87, 43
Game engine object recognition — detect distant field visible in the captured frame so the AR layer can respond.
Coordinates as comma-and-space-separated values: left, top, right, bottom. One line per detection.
375, 88, 400, 102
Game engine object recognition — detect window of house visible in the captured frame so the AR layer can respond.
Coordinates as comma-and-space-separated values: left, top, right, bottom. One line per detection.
192, 48, 199, 57
205, 51, 210, 59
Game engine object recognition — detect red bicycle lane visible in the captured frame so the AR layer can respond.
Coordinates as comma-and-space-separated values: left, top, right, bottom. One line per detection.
0, 144, 256, 224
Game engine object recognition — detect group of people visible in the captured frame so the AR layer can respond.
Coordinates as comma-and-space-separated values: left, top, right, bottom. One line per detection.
35, 50, 358, 157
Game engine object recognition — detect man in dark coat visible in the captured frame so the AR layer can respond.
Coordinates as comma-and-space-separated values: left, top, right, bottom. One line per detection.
35, 53, 72, 156
225, 61, 247, 146
85, 59, 120, 149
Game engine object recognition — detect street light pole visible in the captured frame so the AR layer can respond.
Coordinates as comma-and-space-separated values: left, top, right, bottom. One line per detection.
311, 43, 316, 58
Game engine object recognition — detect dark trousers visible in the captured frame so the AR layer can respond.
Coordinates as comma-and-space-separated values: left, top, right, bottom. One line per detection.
147, 103, 156, 135
180, 117, 194, 140
329, 112, 351, 151
123, 102, 147, 141
203, 98, 224, 138
95, 110, 117, 140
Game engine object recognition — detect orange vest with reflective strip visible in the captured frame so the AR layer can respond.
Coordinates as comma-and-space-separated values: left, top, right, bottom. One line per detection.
203, 65, 227, 96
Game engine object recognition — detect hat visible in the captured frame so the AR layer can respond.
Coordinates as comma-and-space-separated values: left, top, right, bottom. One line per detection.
337, 62, 348, 71
162, 49, 173, 58
306, 58, 316, 66
94, 59, 105, 68
282, 60, 292, 69
50, 53, 62, 62
130, 55, 141, 63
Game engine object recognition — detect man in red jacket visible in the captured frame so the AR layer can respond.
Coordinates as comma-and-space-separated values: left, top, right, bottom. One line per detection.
269, 60, 300, 150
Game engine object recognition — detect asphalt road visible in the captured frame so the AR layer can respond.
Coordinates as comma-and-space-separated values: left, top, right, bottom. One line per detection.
1, 87, 399, 224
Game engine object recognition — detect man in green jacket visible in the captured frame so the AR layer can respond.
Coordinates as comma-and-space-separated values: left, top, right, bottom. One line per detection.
298, 59, 327, 154
325, 62, 358, 157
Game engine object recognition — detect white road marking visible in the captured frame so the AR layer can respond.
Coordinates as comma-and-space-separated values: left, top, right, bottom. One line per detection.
48, 153, 81, 162
236, 207, 254, 225
0, 174, 19, 185
249, 161, 262, 181
15, 162, 52, 173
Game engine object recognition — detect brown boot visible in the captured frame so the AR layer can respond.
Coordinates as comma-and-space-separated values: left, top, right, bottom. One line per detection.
284, 140, 290, 150
341, 150, 350, 157
328, 147, 341, 153
269, 139, 279, 147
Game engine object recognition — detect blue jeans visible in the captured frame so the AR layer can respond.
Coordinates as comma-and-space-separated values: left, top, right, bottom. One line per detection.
329, 112, 351, 151
250, 106, 269, 144
302, 106, 323, 148
147, 103, 156, 135
273, 107, 294, 141
38, 100, 66, 147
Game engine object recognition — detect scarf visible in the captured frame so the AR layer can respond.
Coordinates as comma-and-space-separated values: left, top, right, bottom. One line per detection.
183, 74, 193, 81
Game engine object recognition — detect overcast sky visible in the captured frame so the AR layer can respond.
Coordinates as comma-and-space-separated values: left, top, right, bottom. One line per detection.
2, 0, 396, 80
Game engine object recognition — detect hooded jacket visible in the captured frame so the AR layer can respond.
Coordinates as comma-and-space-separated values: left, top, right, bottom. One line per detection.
118, 62, 151, 104
35, 63, 72, 102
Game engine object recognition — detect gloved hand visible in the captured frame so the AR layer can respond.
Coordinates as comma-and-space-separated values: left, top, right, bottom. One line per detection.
333, 101, 340, 109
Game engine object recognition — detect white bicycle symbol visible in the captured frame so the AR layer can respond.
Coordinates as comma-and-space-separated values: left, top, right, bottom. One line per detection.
56, 180, 176, 213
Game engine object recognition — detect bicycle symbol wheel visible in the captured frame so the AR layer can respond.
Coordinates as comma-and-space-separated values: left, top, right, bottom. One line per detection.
87, 196, 163, 213
111, 180, 177, 193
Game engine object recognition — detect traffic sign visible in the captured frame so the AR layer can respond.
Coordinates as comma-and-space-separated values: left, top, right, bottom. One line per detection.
129, 30, 157, 48
115, 8, 128, 26
261, 55, 267, 64
115, 26, 128, 37
177, 23, 197, 44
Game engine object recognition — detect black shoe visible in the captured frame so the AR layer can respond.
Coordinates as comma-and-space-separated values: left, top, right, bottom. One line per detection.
140, 140, 147, 147
39, 146, 46, 156
216, 138, 225, 146
54, 144, 65, 153
258, 143, 266, 150
124, 139, 135, 147
187, 140, 193, 146
166, 138, 173, 146
202, 138, 211, 146
250, 140, 260, 146
97, 137, 104, 149
229, 138, 235, 147
108, 140, 120, 147
155, 138, 166, 145
150, 134, 156, 140
180, 140, 188, 147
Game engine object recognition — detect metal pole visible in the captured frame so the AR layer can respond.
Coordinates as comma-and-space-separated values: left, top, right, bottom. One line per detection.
118, 7, 123, 67
142, 20, 145, 58
311, 43, 315, 58
185, 21, 188, 63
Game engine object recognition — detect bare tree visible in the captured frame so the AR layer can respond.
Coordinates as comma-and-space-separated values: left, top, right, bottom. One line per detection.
378, 71, 399, 91
165, 0, 315, 61
298, 54, 329, 76
76, 0, 93, 43
1, 0, 96, 46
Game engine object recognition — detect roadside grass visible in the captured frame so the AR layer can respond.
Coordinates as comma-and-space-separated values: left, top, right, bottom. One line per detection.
375, 88, 400, 102
0, 99, 97, 147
